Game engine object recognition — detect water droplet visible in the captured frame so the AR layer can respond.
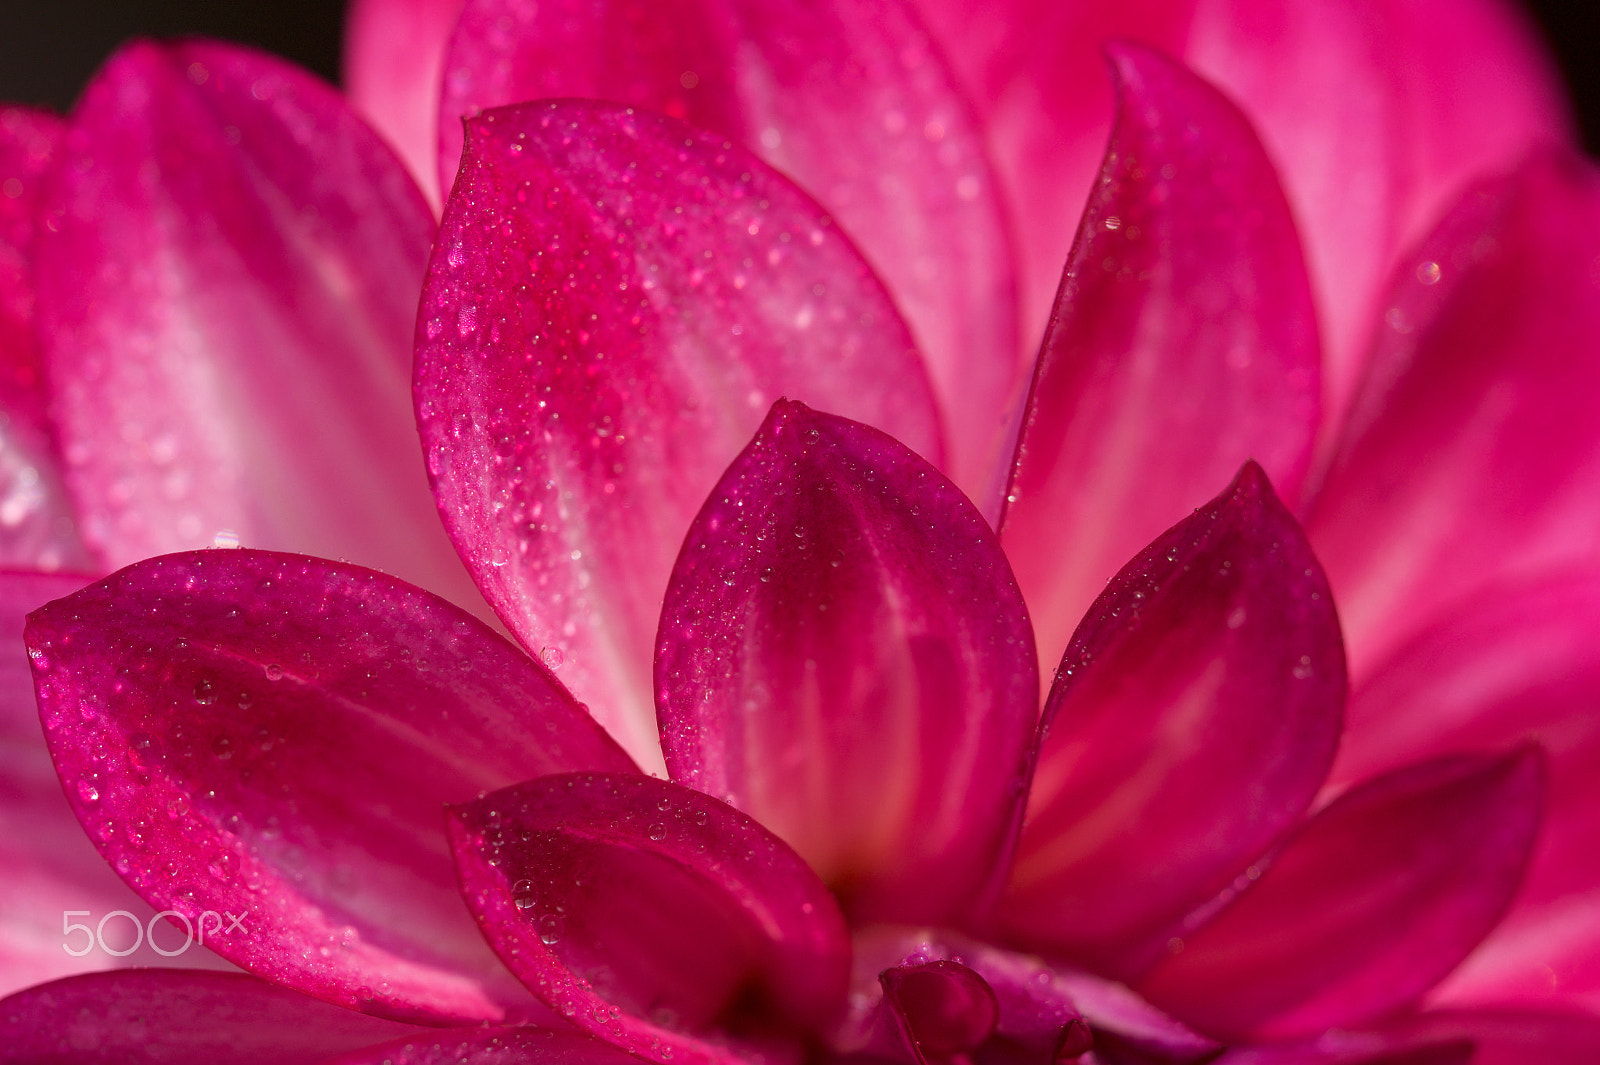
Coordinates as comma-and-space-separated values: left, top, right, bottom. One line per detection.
648, 823, 667, 841
211, 735, 233, 760
76, 780, 100, 803
538, 914, 564, 945
263, 663, 284, 682
193, 679, 216, 705
539, 646, 564, 670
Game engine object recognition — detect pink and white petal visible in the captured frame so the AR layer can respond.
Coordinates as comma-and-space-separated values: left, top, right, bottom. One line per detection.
0, 969, 425, 1064
0, 570, 236, 996
656, 402, 1036, 925
343, 0, 465, 207
0, 109, 92, 572
34, 40, 481, 612
1000, 45, 1319, 669
26, 551, 636, 1025
1305, 150, 1600, 677
912, 0, 1570, 433
439, 0, 1021, 502
1183, 0, 1571, 435
1002, 463, 1343, 977
1330, 571, 1600, 1014
417, 100, 944, 768
1138, 751, 1545, 1041
1387, 1008, 1600, 1065
448, 772, 849, 1065
322, 1026, 650, 1065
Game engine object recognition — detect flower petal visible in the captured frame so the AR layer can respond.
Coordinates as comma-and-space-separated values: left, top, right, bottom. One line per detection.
26, 550, 636, 1024
34, 40, 480, 610
438, 0, 1022, 500
842, 929, 1219, 1065
0, 108, 92, 572
321, 1026, 650, 1065
1209, 1034, 1472, 1065
656, 401, 1036, 924
912, 0, 1570, 431
1305, 150, 1600, 676
448, 772, 850, 1065
1388, 1008, 1600, 1065
1138, 750, 1545, 1040
1331, 572, 1600, 1012
1000, 45, 1319, 668
1, 570, 229, 996
416, 100, 944, 768
0, 969, 424, 1064
1002, 462, 1343, 977
343, 0, 465, 206
878, 961, 1000, 1064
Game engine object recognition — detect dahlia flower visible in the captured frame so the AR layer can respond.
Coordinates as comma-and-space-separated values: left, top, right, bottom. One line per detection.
1, 1, 1598, 1063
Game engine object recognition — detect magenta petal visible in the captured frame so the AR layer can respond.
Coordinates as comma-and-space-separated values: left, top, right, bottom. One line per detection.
0, 109, 92, 572
1209, 1035, 1472, 1065
0, 969, 424, 1064
1306, 150, 1600, 676
1335, 573, 1600, 1012
1001, 44, 1319, 668
1138, 750, 1545, 1040
344, 0, 465, 204
1003, 462, 1342, 976
439, 0, 1021, 499
322, 1026, 650, 1065
843, 930, 1218, 1065
448, 772, 849, 1065
913, 0, 1569, 435
880, 961, 1000, 1063
417, 100, 944, 767
34, 40, 480, 610
1, 570, 215, 996
656, 401, 1036, 924
27, 550, 636, 1024
1387, 1008, 1600, 1065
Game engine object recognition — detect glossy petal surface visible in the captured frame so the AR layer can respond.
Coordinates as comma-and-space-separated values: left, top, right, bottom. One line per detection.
440, 0, 1021, 500
0, 109, 90, 572
1306, 150, 1600, 676
913, 0, 1569, 427
323, 1026, 649, 1065
449, 772, 850, 1065
27, 551, 635, 1024
344, 0, 466, 204
0, 570, 222, 995
1003, 463, 1343, 976
0, 969, 423, 1064
1001, 45, 1318, 667
657, 402, 1036, 924
35, 40, 479, 608
1389, 1008, 1600, 1065
417, 100, 943, 766
1330, 573, 1600, 1012
1139, 751, 1545, 1039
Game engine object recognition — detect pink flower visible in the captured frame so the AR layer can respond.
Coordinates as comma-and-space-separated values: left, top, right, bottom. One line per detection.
0, 0, 1597, 1061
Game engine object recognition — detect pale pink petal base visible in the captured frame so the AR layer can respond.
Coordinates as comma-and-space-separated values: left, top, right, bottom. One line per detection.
36, 40, 482, 612
1001, 45, 1319, 668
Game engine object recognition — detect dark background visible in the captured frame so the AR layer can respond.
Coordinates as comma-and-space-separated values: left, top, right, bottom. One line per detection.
0, 1, 1596, 151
